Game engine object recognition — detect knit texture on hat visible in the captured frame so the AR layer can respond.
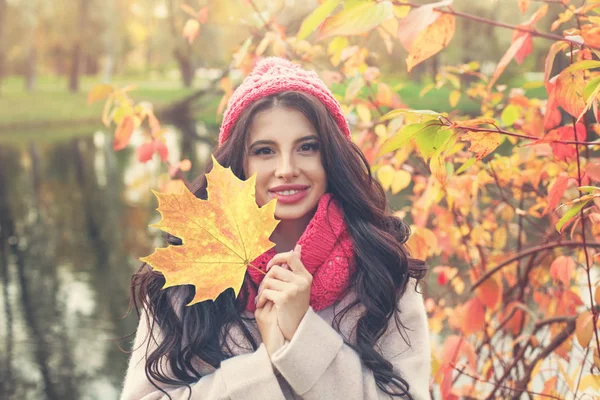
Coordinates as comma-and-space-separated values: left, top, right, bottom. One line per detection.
242, 193, 356, 313
218, 57, 351, 146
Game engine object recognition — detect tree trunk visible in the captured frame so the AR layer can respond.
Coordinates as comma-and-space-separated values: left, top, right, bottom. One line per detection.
69, 0, 89, 92
167, 0, 195, 88
0, 0, 7, 95
24, 43, 36, 92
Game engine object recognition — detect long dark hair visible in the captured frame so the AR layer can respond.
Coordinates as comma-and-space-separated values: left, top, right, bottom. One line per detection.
130, 91, 428, 398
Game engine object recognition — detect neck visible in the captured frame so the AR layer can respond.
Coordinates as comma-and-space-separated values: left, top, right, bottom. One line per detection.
271, 209, 316, 253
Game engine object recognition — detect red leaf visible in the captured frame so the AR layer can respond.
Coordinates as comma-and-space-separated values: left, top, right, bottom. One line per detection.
437, 270, 449, 285
545, 174, 570, 215
550, 255, 576, 286
549, 123, 586, 161
113, 116, 135, 151
544, 86, 562, 130
442, 335, 477, 370
513, 33, 533, 65
137, 142, 155, 163
488, 34, 529, 90
154, 139, 169, 162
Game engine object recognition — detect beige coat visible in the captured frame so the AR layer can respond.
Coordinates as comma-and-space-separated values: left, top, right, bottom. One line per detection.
120, 279, 431, 400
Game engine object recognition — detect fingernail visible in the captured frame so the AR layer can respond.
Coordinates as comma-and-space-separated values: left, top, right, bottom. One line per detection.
254, 295, 258, 305
295, 244, 301, 254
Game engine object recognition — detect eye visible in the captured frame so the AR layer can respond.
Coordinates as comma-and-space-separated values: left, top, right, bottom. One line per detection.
299, 142, 320, 152
253, 147, 274, 156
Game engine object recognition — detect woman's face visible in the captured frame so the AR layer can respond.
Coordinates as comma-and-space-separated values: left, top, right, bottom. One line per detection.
244, 106, 327, 222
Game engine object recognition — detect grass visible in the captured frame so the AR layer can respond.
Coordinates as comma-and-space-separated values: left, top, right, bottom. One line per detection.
0, 75, 198, 126
0, 73, 548, 147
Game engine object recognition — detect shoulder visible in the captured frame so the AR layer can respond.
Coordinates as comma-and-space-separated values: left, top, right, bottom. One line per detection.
315, 278, 428, 343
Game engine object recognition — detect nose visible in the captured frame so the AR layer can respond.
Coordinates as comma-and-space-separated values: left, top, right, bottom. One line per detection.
275, 153, 299, 180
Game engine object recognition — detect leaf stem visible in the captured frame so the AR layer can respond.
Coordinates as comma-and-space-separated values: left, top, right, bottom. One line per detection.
247, 262, 266, 275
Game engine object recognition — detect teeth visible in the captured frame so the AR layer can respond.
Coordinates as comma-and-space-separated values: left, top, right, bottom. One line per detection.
276, 190, 301, 196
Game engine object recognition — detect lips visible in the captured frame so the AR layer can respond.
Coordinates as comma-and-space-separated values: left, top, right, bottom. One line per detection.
268, 185, 310, 204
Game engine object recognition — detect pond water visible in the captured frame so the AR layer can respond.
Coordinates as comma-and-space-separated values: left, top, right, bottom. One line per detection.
0, 128, 211, 399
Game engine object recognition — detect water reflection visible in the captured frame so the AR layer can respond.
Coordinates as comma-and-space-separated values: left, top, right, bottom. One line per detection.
0, 128, 208, 399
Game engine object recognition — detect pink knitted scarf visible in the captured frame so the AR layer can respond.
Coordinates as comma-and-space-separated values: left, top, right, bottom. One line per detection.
243, 193, 355, 313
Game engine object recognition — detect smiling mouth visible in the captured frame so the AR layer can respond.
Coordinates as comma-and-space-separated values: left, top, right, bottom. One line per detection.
268, 187, 310, 203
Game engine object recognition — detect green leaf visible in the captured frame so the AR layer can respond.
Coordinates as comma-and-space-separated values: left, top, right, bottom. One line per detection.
578, 186, 600, 194
584, 75, 600, 101
297, 0, 342, 40
501, 104, 520, 127
556, 200, 589, 233
381, 108, 444, 121
378, 123, 428, 156
318, 0, 394, 40
344, 76, 365, 102
456, 157, 476, 174
565, 60, 600, 73
414, 125, 452, 160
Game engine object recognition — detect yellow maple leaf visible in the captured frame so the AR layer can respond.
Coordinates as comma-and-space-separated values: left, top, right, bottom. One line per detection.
140, 156, 279, 306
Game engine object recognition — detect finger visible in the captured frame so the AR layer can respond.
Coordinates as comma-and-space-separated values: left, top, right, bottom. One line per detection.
267, 251, 306, 273
266, 251, 295, 271
265, 265, 297, 283
258, 275, 293, 298
256, 289, 284, 309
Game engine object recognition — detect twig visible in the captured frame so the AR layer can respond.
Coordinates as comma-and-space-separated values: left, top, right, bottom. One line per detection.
471, 241, 600, 291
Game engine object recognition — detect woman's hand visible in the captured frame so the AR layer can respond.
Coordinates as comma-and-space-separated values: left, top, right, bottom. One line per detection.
255, 300, 285, 359
256, 245, 312, 341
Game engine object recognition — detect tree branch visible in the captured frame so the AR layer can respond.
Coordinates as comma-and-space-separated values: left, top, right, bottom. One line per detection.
396, 1, 600, 51
471, 241, 600, 291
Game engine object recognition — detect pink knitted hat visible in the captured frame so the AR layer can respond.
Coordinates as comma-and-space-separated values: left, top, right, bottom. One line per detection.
218, 57, 351, 146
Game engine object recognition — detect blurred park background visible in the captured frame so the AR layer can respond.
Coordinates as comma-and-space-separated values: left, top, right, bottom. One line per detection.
0, 0, 596, 399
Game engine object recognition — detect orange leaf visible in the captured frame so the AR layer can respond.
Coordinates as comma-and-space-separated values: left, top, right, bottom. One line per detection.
584, 163, 600, 183
442, 335, 477, 370
183, 19, 201, 44
488, 34, 529, 90
545, 174, 570, 215
476, 277, 502, 309
397, 0, 451, 51
459, 131, 502, 160
197, 6, 209, 24
595, 285, 600, 306
87, 84, 113, 105
403, 13, 455, 72
518, 0, 530, 13
550, 255, 576, 286
140, 157, 280, 305
582, 24, 600, 48
576, 311, 594, 347
113, 116, 135, 151
460, 297, 486, 336
555, 69, 587, 119
500, 301, 526, 335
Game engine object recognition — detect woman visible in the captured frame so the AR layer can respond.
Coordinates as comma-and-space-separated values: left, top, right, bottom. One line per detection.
121, 57, 431, 400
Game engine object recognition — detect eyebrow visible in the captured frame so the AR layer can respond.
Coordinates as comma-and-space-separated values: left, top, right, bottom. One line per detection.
247, 135, 319, 150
